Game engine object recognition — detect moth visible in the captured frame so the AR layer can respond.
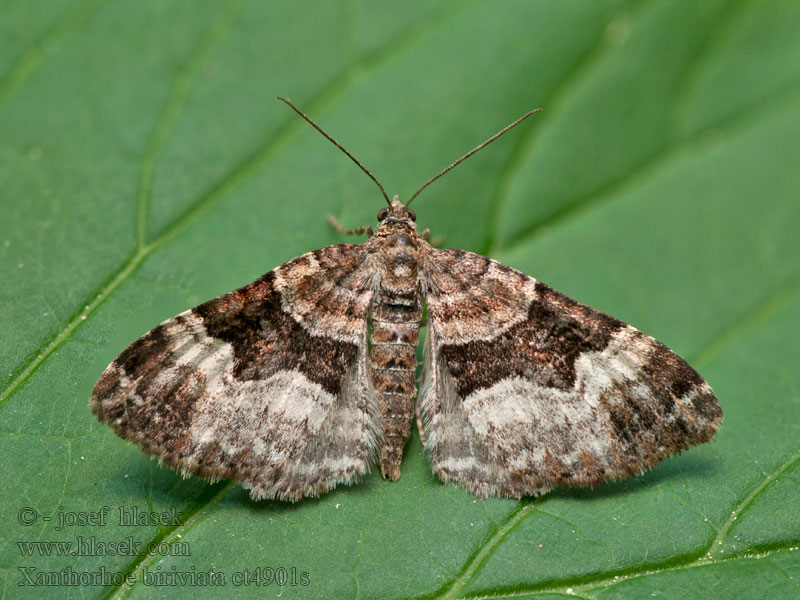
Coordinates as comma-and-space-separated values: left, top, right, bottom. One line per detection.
91, 97, 723, 502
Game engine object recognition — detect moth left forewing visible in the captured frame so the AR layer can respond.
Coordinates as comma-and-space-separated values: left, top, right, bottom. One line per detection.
91, 244, 381, 502
421, 248, 722, 499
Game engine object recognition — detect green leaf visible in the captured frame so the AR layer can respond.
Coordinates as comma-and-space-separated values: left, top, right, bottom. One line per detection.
2, 0, 799, 598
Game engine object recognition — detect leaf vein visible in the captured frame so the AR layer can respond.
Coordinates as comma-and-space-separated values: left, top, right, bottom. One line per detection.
100, 482, 235, 600
433, 502, 536, 600
710, 447, 800, 556
501, 9, 800, 254
460, 547, 800, 599
136, 0, 240, 248
0, 0, 107, 105
484, 0, 656, 256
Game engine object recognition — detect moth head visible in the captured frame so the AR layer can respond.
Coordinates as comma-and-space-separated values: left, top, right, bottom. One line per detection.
375, 196, 417, 233
377, 196, 415, 223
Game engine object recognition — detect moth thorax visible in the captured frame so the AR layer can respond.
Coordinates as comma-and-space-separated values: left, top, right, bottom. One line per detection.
382, 235, 419, 292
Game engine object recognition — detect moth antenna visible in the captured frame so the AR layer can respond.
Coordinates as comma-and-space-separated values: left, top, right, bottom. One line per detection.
406, 108, 542, 206
277, 96, 391, 205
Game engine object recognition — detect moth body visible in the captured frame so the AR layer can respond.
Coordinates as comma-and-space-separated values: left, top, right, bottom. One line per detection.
366, 198, 425, 480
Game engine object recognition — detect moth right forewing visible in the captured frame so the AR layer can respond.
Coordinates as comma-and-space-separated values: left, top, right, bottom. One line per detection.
420, 248, 722, 498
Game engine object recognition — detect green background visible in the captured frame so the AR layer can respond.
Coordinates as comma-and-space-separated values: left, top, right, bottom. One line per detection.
2, 0, 800, 598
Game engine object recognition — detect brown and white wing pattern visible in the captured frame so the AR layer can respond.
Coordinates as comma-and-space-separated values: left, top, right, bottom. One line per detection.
420, 248, 722, 499
91, 244, 380, 502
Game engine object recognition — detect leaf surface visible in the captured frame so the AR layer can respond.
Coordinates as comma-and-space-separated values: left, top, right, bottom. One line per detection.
2, 1, 799, 598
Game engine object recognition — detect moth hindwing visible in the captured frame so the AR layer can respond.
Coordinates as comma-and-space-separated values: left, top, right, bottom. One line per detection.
91, 102, 722, 502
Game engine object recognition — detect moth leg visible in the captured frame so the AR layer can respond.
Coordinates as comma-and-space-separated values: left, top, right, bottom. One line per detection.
420, 229, 445, 247
415, 400, 427, 447
327, 214, 373, 237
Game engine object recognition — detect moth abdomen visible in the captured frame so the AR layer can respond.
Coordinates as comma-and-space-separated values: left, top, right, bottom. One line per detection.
369, 291, 422, 481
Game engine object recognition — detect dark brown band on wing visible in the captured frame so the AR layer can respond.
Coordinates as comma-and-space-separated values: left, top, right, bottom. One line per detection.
439, 281, 625, 397
193, 271, 358, 396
